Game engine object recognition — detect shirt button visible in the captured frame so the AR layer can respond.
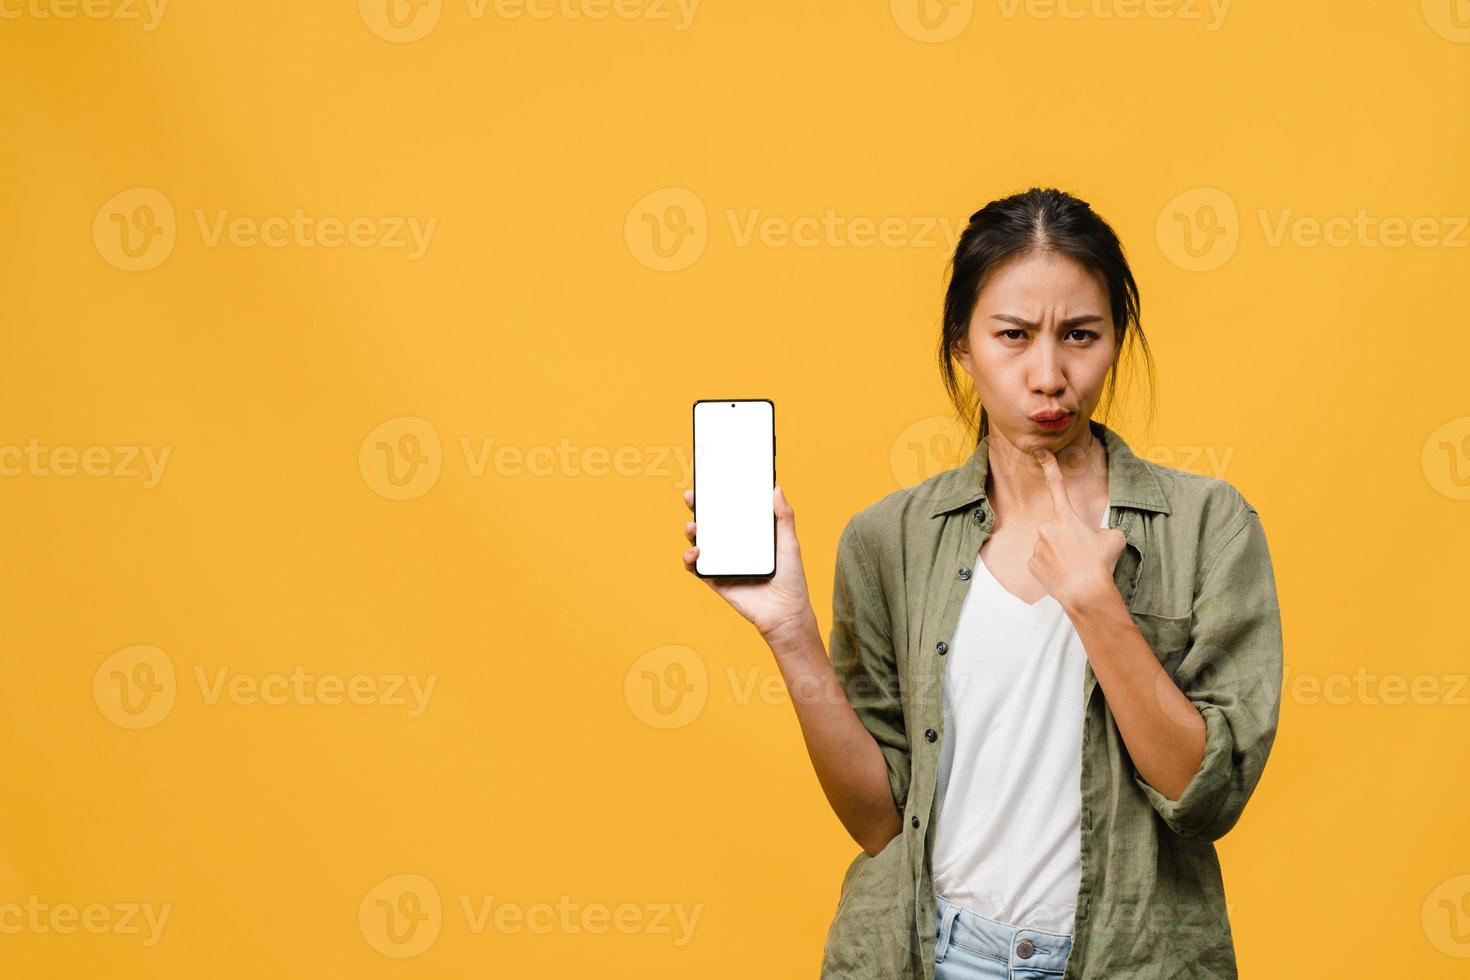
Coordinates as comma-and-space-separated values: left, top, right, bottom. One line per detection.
924, 728, 937, 742
911, 815, 920, 828
935, 641, 948, 655
973, 508, 985, 525
958, 566, 971, 580
1017, 939, 1035, 959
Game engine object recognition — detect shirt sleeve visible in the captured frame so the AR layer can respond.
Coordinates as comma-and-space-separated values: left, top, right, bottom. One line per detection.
1132, 502, 1284, 842
828, 516, 910, 812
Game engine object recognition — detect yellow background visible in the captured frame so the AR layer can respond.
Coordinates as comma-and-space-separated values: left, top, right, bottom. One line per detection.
2, 0, 1469, 975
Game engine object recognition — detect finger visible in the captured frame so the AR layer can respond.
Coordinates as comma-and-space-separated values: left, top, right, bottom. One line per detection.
777, 485, 804, 553
774, 484, 792, 521
683, 489, 693, 512
685, 520, 696, 543
683, 544, 699, 571
1033, 449, 1076, 518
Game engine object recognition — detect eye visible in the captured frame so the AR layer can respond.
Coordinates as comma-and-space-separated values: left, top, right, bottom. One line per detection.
999, 329, 1026, 341
1066, 329, 1100, 343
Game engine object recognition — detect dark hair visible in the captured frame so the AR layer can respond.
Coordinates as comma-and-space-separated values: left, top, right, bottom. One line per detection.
938, 187, 1155, 444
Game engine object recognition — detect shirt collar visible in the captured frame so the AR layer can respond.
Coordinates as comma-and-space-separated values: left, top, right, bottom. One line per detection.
926, 418, 1171, 519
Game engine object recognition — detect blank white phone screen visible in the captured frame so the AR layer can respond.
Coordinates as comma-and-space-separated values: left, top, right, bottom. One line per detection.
693, 400, 774, 577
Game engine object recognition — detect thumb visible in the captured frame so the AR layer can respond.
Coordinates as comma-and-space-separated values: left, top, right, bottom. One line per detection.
774, 484, 794, 524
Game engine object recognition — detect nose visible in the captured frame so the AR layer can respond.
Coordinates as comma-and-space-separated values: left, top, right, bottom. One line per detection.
1028, 335, 1066, 397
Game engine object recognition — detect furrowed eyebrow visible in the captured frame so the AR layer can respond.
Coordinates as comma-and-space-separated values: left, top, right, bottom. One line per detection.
990, 313, 1105, 329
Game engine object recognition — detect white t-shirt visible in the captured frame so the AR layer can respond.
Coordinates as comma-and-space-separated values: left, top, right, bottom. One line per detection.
931, 507, 1108, 936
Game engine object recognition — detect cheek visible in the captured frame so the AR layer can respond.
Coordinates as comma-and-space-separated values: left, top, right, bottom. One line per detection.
1061, 344, 1110, 381
969, 344, 1010, 376
966, 352, 1004, 394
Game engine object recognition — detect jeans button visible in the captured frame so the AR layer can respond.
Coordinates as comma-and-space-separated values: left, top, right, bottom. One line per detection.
1016, 938, 1035, 959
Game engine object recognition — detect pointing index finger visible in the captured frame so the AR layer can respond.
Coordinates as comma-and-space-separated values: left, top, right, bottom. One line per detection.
1034, 449, 1076, 517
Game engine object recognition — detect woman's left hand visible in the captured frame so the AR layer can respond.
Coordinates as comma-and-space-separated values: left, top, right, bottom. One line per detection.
1029, 448, 1128, 608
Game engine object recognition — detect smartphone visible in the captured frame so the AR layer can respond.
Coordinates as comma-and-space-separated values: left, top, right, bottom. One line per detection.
692, 399, 776, 579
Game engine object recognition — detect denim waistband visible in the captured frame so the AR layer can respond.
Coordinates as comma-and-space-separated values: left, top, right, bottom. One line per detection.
934, 894, 1073, 974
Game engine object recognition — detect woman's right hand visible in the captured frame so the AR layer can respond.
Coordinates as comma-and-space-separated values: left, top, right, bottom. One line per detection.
680, 485, 819, 643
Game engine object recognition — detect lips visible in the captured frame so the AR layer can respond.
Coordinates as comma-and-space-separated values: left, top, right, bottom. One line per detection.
1029, 411, 1072, 422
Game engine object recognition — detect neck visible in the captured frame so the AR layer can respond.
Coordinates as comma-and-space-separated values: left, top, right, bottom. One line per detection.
984, 422, 1106, 520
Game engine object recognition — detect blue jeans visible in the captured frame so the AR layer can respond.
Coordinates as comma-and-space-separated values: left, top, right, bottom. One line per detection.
933, 894, 1073, 980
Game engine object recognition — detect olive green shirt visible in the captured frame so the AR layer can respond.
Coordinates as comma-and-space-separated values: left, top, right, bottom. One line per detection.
820, 420, 1283, 979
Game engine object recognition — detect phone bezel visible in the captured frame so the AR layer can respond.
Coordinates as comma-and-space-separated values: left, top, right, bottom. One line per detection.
691, 398, 776, 580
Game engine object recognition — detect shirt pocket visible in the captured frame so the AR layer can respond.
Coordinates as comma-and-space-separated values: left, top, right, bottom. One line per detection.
1128, 610, 1194, 672
833, 830, 906, 917
823, 832, 914, 975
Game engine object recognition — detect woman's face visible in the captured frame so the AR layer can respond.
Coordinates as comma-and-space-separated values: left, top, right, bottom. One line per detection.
954, 249, 1118, 453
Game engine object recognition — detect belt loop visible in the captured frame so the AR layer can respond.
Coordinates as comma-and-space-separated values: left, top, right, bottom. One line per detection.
934, 898, 960, 963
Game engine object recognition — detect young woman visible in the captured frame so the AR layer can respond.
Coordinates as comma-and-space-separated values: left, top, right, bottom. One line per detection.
680, 187, 1283, 980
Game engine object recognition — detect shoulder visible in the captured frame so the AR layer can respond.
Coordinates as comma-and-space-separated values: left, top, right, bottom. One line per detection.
838, 464, 966, 563
1149, 458, 1257, 520
1142, 457, 1268, 570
